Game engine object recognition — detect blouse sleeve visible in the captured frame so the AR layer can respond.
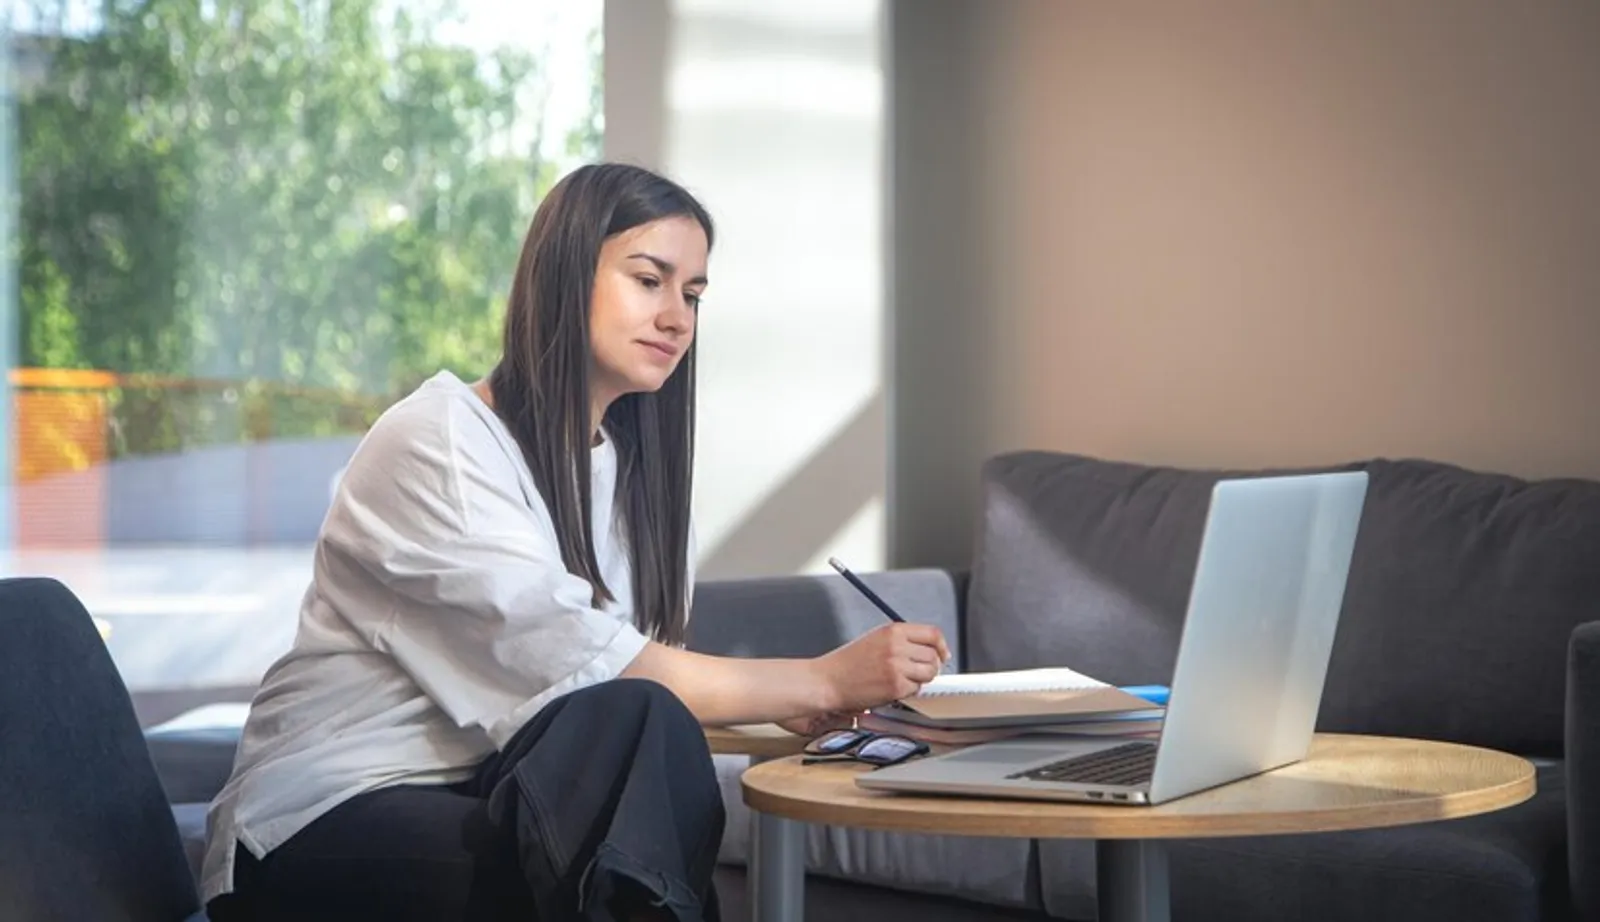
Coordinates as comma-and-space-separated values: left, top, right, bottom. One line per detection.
314, 395, 650, 750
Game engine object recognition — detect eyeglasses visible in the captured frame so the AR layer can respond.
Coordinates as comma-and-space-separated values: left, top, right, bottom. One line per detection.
801, 728, 929, 767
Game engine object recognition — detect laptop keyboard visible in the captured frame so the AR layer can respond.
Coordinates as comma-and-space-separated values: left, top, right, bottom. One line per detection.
1005, 741, 1157, 787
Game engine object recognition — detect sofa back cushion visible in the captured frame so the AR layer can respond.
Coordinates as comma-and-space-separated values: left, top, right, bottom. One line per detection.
966, 452, 1600, 755
966, 452, 1321, 686
1328, 458, 1600, 754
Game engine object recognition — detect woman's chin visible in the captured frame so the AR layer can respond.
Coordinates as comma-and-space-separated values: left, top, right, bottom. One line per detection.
618, 374, 672, 396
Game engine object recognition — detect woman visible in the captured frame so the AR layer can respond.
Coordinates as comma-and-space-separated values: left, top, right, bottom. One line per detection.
200, 162, 950, 922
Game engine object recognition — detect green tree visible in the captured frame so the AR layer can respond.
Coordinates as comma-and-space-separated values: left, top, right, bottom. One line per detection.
12, 0, 599, 454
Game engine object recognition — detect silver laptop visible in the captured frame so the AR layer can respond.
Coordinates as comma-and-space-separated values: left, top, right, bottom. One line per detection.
858, 470, 1368, 806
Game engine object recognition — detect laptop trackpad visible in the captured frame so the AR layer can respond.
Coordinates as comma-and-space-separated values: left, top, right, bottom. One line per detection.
939, 745, 1075, 766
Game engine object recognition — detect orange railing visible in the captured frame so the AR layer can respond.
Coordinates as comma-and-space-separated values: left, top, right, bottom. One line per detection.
11, 368, 118, 484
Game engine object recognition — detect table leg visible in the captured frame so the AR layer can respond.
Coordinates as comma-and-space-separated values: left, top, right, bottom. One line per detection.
748, 809, 805, 922
1095, 839, 1170, 922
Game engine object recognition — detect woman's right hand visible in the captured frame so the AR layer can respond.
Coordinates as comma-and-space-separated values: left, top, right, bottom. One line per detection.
812, 622, 952, 713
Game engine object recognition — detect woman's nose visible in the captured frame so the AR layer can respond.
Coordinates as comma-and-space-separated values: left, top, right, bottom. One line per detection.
658, 301, 693, 333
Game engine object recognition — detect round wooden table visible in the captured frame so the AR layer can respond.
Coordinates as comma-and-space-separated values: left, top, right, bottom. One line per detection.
741, 733, 1535, 922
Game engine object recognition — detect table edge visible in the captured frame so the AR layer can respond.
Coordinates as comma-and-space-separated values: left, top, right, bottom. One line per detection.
739, 734, 1539, 840
704, 723, 807, 759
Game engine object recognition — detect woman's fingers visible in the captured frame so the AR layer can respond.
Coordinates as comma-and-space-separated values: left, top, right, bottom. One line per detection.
898, 655, 941, 684
893, 624, 952, 668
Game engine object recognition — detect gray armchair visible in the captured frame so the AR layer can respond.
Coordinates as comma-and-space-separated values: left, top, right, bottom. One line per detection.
0, 577, 205, 922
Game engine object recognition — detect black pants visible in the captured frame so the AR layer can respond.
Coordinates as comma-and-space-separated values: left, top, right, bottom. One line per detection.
207, 678, 726, 922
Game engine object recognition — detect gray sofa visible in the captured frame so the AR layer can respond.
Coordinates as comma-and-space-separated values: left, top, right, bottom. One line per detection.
690, 452, 1599, 922
60, 451, 1596, 920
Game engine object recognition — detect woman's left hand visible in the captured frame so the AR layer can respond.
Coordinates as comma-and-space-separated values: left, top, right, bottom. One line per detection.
777, 711, 861, 738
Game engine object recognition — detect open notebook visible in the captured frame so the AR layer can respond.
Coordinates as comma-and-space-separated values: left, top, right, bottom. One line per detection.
871, 666, 1164, 729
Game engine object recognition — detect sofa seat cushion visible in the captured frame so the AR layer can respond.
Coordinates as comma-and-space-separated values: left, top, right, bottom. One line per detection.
714, 755, 1038, 911
1037, 762, 1569, 922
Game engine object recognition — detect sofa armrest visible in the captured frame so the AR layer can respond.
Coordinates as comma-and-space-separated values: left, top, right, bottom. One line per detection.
1569, 620, 1600, 921
145, 726, 243, 805
687, 568, 968, 667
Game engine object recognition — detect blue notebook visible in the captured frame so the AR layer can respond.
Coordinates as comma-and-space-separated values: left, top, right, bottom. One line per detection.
1120, 685, 1171, 706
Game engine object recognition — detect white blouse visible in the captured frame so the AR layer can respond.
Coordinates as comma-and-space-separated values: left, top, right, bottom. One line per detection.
200, 370, 685, 902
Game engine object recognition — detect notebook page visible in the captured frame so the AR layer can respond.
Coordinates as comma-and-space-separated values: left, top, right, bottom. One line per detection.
915, 667, 1108, 697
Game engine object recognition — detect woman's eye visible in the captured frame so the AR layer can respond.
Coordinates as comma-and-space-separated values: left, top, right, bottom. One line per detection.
686, 293, 702, 310
637, 275, 661, 290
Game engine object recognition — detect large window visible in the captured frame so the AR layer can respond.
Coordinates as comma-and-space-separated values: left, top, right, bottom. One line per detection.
2, 0, 602, 719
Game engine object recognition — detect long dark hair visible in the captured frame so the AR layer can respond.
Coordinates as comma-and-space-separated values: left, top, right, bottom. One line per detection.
488, 163, 712, 647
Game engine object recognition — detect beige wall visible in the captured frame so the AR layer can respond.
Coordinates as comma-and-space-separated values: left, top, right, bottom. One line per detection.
891, 0, 1600, 568
607, 0, 888, 579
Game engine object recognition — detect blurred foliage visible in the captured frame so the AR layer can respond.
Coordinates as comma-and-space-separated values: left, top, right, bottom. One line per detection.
10, 0, 601, 458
